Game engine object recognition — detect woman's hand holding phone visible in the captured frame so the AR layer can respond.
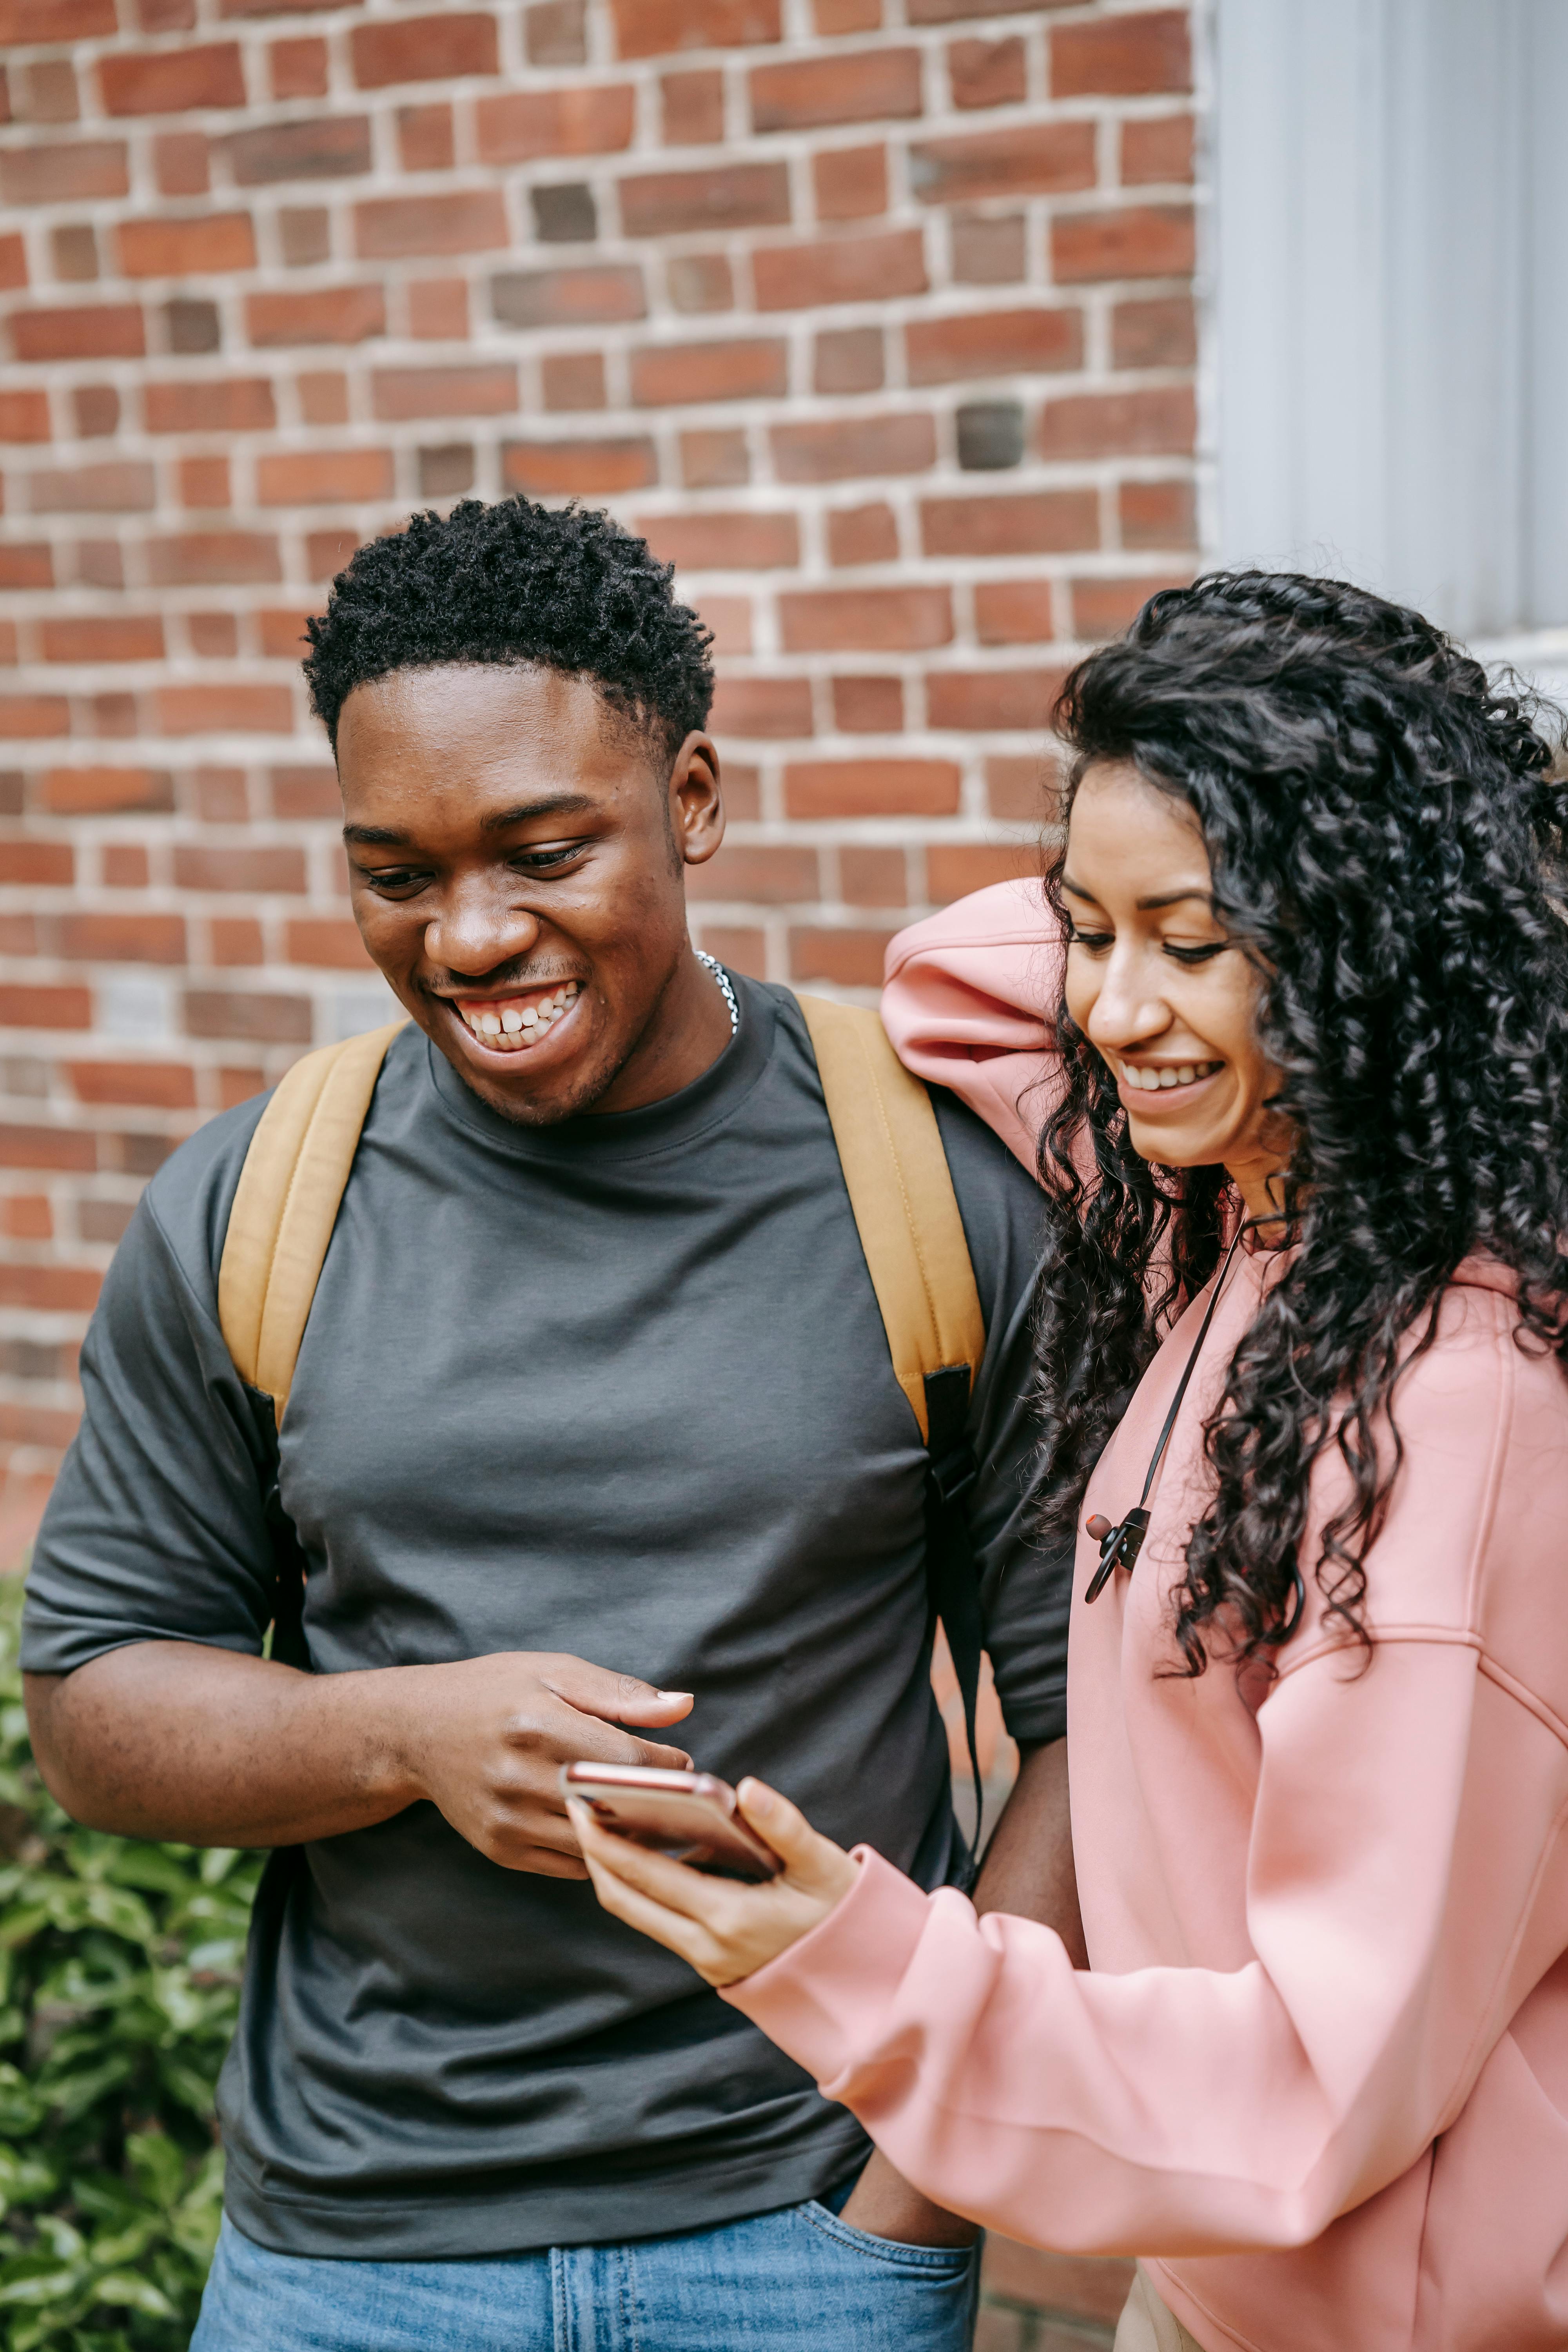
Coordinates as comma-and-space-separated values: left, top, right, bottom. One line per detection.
568, 1775, 858, 1986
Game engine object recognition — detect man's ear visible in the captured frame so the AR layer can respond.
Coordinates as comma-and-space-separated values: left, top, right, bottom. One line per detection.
669, 733, 724, 869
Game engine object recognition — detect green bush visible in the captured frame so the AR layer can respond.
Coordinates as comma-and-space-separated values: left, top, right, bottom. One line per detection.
0, 1579, 261, 2350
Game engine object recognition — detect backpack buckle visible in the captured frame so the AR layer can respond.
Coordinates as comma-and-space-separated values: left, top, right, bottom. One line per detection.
928, 1445, 978, 1508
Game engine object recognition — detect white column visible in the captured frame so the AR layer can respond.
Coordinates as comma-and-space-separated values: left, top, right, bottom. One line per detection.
1213, 0, 1566, 640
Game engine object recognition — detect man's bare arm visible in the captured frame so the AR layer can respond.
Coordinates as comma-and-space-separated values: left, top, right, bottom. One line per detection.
838, 1734, 1084, 2247
969, 1733, 1088, 1965
23, 1641, 694, 1881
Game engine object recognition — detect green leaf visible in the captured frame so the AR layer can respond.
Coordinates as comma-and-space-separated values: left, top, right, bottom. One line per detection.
38, 2018, 146, 2075
78, 1887, 158, 1946
0, 2062, 47, 2134
84, 2220, 158, 2273
0, 1899, 56, 1949
68, 2180, 140, 2229
168, 1886, 258, 1931
125, 2135, 185, 2213
146, 1970, 207, 2037
0, 2263, 88, 2307
176, 2147, 224, 2210
154, 2054, 219, 2120
93, 2272, 178, 2320
180, 1939, 247, 1978
33, 2217, 87, 2265
0, 2150, 58, 2212
13, 2311, 89, 2352
35, 1951, 139, 2014
103, 1848, 201, 1899
38, 2053, 136, 2123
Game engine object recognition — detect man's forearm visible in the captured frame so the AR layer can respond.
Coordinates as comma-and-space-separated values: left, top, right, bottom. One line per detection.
972, 1731, 1087, 1964
23, 1639, 695, 1874
25, 1642, 419, 1848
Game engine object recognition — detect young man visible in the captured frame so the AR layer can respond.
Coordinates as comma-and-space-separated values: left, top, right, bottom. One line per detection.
22, 499, 1078, 2352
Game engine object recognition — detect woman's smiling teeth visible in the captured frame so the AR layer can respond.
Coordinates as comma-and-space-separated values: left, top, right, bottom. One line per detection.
1116, 1057, 1222, 1093
455, 980, 581, 1053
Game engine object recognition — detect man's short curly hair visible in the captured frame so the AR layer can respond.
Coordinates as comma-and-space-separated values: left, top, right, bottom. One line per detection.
303, 497, 715, 766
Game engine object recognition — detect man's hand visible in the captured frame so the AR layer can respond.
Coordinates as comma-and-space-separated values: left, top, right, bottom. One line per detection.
389, 1651, 694, 1878
838, 2151, 980, 2249
24, 1642, 692, 1877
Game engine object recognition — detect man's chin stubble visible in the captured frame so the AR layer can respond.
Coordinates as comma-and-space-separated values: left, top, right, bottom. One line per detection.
441, 1037, 629, 1127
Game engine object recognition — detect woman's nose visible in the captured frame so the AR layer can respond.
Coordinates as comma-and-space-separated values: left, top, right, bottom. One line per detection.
1085, 947, 1168, 1049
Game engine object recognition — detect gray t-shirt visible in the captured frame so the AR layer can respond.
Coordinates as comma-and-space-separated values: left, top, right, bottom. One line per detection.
24, 977, 1067, 2259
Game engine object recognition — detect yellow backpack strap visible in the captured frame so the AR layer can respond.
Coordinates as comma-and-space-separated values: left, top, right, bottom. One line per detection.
797, 991, 993, 1877
218, 1022, 404, 1425
795, 994, 985, 1440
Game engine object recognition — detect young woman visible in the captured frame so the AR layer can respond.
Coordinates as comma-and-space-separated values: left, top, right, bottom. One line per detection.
571, 574, 1568, 2352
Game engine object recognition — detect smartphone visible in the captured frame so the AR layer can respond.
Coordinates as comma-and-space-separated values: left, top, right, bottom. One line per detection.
562, 1762, 781, 1882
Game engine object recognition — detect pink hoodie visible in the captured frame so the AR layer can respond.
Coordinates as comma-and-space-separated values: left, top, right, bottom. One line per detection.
727, 882, 1568, 2352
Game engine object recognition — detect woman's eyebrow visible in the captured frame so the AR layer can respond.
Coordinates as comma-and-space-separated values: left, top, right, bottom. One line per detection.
1062, 877, 1216, 911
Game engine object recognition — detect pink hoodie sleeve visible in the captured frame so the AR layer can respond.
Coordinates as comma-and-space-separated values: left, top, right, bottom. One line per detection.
724, 1314, 1568, 2257
880, 879, 1065, 1173
729, 1651, 1566, 2255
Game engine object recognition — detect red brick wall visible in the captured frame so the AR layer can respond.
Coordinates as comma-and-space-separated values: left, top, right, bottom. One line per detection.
0, 0, 1198, 1544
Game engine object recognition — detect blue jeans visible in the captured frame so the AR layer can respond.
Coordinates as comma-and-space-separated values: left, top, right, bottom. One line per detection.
191, 2199, 981, 2351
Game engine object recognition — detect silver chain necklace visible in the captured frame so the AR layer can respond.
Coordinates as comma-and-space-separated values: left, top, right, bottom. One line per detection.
695, 950, 740, 1038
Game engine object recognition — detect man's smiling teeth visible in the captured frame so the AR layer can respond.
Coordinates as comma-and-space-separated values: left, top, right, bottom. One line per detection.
1116, 1058, 1222, 1092
456, 980, 581, 1051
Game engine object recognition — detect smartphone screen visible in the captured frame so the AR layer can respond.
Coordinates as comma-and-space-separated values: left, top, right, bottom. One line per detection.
562, 1762, 781, 1882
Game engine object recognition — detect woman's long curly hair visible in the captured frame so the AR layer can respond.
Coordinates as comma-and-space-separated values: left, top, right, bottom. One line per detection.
1033, 570, 1568, 1673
